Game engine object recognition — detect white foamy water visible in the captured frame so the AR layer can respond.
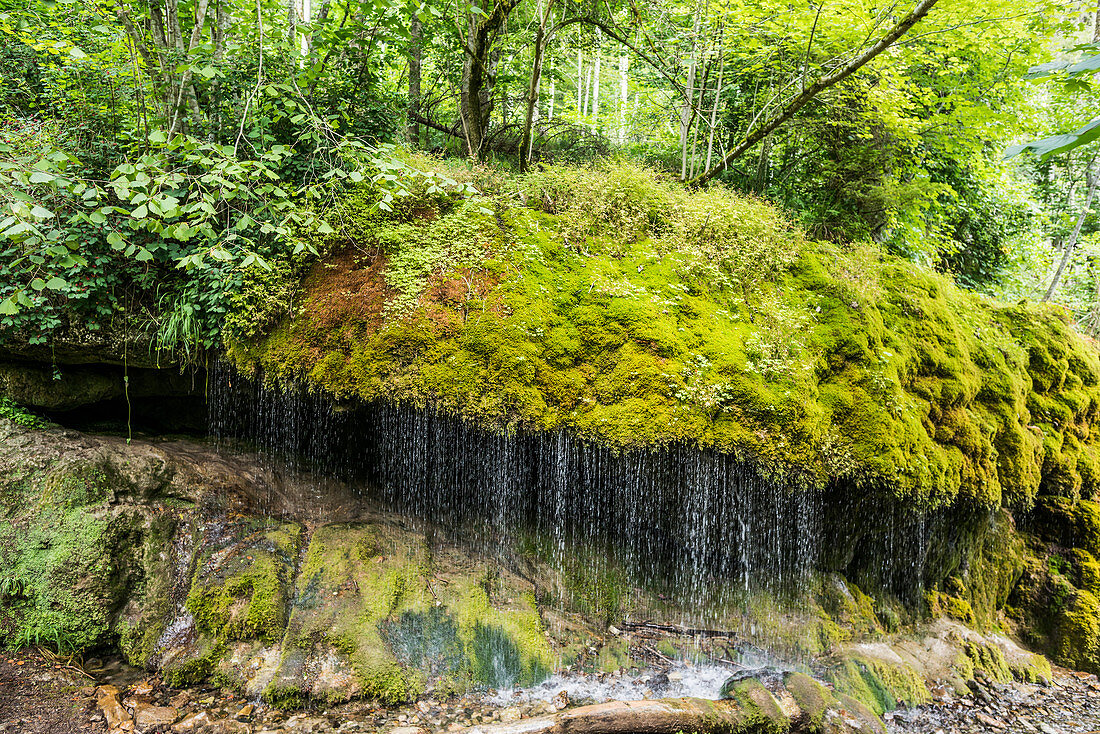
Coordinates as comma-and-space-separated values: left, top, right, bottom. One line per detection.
487, 663, 746, 706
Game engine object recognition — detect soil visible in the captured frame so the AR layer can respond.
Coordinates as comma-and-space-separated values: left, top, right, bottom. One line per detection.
0, 649, 104, 733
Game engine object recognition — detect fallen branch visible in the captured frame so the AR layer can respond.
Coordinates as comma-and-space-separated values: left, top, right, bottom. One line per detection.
617, 620, 740, 638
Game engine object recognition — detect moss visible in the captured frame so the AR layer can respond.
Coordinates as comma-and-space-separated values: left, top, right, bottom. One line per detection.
835, 693, 887, 734
119, 513, 180, 666
162, 638, 224, 688
279, 522, 430, 703
1008, 652, 1052, 683
963, 641, 1012, 683
594, 638, 632, 674
719, 677, 790, 733
827, 655, 930, 715
927, 590, 977, 626
275, 521, 552, 704
261, 684, 308, 710
819, 576, 883, 638
0, 459, 144, 652
1070, 549, 1100, 595
783, 672, 834, 728
1053, 588, 1100, 673
230, 162, 1100, 516
185, 519, 301, 644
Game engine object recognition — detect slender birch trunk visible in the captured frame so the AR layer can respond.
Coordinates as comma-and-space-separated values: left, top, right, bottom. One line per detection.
576, 47, 583, 113
618, 54, 628, 144
1045, 167, 1100, 302
705, 47, 724, 172
680, 0, 702, 181
592, 31, 601, 129
408, 15, 422, 145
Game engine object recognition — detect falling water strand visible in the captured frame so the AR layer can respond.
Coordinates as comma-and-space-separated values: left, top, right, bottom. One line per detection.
208, 363, 941, 623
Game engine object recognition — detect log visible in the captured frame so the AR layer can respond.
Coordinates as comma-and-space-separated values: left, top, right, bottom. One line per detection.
460, 673, 887, 734
462, 697, 763, 733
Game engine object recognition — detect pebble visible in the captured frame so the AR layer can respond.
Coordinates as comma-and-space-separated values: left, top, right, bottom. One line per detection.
888, 667, 1100, 734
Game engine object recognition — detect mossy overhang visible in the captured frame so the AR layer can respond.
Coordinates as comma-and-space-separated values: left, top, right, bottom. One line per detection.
228, 164, 1100, 514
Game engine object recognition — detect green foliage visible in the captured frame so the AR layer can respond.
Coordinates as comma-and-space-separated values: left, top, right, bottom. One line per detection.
1009, 42, 1100, 160
0, 396, 42, 427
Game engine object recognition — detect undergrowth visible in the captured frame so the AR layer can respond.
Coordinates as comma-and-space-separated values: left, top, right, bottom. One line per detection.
0, 397, 43, 428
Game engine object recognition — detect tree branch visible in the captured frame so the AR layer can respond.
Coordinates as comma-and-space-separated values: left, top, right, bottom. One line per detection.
689, 0, 940, 185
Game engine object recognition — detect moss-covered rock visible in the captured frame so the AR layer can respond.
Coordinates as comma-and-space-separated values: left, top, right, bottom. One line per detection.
1054, 588, 1100, 672
185, 519, 301, 645
826, 652, 930, 715
719, 677, 790, 733
230, 163, 1100, 514
264, 520, 553, 705
0, 423, 562, 706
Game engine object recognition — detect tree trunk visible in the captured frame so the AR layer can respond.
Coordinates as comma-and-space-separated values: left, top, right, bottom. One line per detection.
1090, 255, 1100, 337
300, 0, 311, 55
213, 0, 229, 141
460, 0, 520, 157
618, 54, 628, 144
548, 72, 555, 120
408, 15, 422, 145
705, 46, 724, 172
520, 0, 554, 172
679, 0, 702, 181
576, 46, 583, 113
689, 53, 712, 178
165, 0, 210, 135
592, 30, 601, 128
584, 66, 592, 117
1045, 167, 1099, 302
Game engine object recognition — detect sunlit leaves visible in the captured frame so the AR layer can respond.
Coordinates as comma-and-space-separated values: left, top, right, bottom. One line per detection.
1007, 119, 1100, 162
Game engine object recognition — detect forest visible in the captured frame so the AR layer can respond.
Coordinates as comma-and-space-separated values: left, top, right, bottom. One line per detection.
0, 0, 1099, 355
13, 1, 1100, 728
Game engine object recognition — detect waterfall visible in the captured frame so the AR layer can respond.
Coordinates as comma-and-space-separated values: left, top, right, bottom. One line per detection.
208, 362, 937, 622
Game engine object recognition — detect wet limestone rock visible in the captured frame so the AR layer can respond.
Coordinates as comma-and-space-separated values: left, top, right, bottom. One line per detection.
0, 421, 556, 707
96, 685, 135, 733
262, 520, 553, 706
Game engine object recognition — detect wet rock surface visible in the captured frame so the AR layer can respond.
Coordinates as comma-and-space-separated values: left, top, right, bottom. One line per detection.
886, 667, 1100, 734
2, 649, 675, 734
4, 646, 1100, 734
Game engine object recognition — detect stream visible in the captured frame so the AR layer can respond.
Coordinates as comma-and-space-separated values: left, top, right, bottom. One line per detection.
4, 646, 1100, 734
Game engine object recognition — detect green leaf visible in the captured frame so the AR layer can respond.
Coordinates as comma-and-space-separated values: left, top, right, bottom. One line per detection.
29, 205, 52, 219
1006, 118, 1100, 161
30, 278, 46, 291
132, 204, 148, 219
45, 276, 67, 289
0, 297, 17, 315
